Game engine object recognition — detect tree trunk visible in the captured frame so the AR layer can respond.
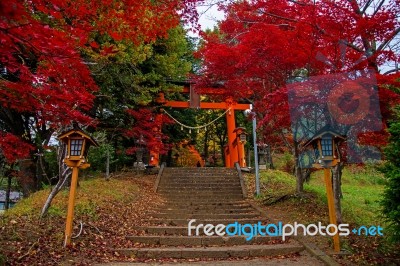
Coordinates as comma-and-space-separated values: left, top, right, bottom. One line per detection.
267, 145, 274, 169
293, 142, 304, 194
5, 173, 11, 210
16, 159, 37, 197
218, 134, 226, 166
332, 163, 344, 223
203, 129, 209, 164
295, 165, 304, 194
41, 144, 71, 218
105, 148, 110, 181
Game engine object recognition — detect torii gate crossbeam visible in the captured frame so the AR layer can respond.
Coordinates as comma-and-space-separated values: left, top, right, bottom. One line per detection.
163, 97, 250, 168
150, 85, 251, 168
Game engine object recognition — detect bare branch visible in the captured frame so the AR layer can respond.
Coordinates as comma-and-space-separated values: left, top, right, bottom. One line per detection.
377, 27, 400, 52
259, 10, 298, 23
373, 0, 386, 16
72, 221, 84, 239
338, 39, 364, 53
361, 0, 374, 15
228, 30, 250, 44
384, 68, 400, 75
287, 0, 308, 6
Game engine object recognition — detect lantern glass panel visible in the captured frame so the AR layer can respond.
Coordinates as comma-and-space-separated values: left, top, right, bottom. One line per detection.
70, 139, 84, 156
321, 137, 333, 156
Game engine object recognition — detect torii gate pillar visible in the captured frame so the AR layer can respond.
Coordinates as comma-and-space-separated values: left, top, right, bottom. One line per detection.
226, 109, 238, 167
224, 145, 230, 167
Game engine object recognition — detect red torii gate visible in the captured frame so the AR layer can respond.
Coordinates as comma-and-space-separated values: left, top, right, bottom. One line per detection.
150, 84, 251, 168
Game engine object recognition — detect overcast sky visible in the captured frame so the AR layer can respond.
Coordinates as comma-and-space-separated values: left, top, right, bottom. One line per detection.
197, 4, 225, 31
187, 3, 225, 36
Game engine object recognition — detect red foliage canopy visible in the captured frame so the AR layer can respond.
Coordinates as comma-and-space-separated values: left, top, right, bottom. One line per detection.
124, 109, 173, 155
0, 0, 199, 162
0, 133, 34, 164
197, 0, 400, 151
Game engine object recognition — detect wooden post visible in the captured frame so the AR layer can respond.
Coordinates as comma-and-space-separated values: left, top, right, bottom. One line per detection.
64, 166, 79, 247
235, 130, 246, 168
239, 142, 246, 167
324, 168, 340, 252
226, 109, 238, 167
106, 148, 110, 180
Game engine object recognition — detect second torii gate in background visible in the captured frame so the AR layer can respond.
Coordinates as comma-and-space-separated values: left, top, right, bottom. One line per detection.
155, 83, 251, 168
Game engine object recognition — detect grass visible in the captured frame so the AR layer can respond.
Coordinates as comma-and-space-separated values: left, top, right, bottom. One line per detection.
259, 169, 296, 196
245, 161, 387, 228
2, 176, 138, 220
304, 165, 386, 226
243, 163, 398, 264
249, 163, 386, 227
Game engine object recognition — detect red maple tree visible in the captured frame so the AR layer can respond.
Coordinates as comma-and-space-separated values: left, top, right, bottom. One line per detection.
197, 0, 400, 148
0, 0, 199, 193
124, 109, 173, 156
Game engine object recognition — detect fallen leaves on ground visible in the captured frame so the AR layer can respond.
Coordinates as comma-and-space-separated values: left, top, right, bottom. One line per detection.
0, 173, 163, 265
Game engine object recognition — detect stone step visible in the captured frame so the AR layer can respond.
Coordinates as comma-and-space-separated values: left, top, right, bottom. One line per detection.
160, 179, 240, 184
159, 189, 242, 193
163, 174, 237, 176
162, 196, 244, 201
162, 175, 237, 178
126, 235, 282, 246
132, 226, 260, 236
159, 185, 242, 188
158, 191, 243, 195
160, 201, 252, 207
158, 185, 242, 192
149, 208, 256, 214
133, 226, 189, 235
162, 174, 238, 177
162, 193, 243, 197
149, 213, 260, 219
159, 183, 240, 187
162, 171, 236, 174
161, 174, 238, 177
123, 167, 307, 262
161, 200, 246, 204
115, 243, 304, 259
161, 172, 238, 176
163, 168, 236, 172
159, 193, 243, 198
161, 179, 237, 181
157, 207, 249, 212
162, 172, 237, 176
147, 218, 266, 226
158, 184, 242, 188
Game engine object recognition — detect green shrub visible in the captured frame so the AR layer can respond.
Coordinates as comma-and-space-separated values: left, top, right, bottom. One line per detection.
380, 107, 400, 243
87, 143, 115, 173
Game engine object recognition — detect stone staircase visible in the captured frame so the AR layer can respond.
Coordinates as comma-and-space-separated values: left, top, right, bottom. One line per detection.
118, 167, 304, 259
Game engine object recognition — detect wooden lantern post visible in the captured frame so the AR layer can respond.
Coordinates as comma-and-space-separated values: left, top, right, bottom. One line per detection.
58, 129, 98, 247
304, 130, 345, 252
234, 127, 248, 167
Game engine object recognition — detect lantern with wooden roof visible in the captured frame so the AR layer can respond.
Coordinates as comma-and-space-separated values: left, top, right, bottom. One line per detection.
303, 128, 346, 169
58, 129, 98, 167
